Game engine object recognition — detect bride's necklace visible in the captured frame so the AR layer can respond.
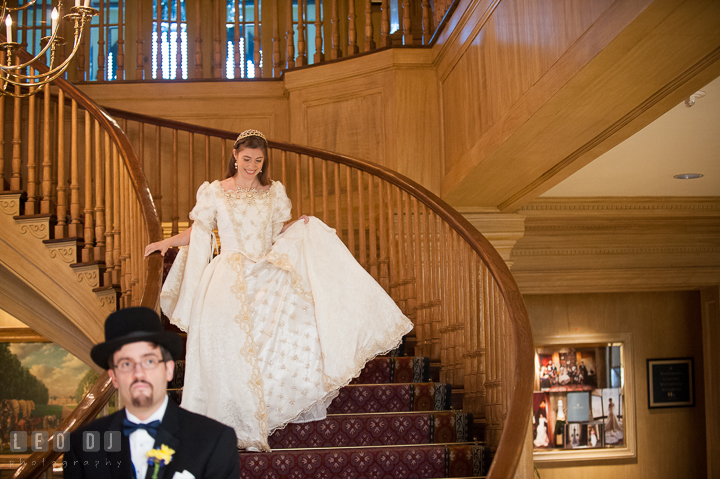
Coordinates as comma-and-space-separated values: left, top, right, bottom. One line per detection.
225, 177, 262, 199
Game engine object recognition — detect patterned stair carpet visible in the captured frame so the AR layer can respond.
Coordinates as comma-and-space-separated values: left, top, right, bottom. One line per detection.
168, 355, 489, 478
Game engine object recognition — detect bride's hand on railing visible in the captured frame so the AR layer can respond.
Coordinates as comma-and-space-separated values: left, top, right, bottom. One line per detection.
145, 239, 170, 257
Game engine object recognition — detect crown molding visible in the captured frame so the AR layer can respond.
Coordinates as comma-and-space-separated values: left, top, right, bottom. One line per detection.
519, 197, 720, 217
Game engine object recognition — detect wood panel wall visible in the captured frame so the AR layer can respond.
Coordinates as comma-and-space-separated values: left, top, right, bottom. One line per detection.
526, 291, 708, 479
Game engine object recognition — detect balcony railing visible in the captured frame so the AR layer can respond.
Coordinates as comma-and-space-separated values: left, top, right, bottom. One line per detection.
11, 0, 456, 82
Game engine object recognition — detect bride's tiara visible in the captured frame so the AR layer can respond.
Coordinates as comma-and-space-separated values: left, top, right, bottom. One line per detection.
236, 129, 267, 143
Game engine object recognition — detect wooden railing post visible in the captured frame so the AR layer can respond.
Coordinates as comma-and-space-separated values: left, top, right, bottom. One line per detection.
402, 0, 413, 45
194, 0, 203, 78
213, 0, 222, 78
380, 0, 390, 47
25, 74, 38, 214
83, 110, 95, 262
55, 89, 67, 238
254, 0, 263, 75
156, 0, 164, 79
136, 0, 144, 79
175, 0, 183, 79
272, 1, 282, 76
117, 0, 125, 79
330, 0, 341, 59
94, 120, 106, 262
314, 1, 324, 63
297, 0, 307, 66
68, 100, 82, 238
97, 0, 106, 81
364, 0, 375, 52
348, 0, 358, 55
285, 0, 296, 69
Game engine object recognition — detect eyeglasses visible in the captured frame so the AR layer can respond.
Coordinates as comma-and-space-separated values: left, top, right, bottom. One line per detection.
113, 357, 165, 373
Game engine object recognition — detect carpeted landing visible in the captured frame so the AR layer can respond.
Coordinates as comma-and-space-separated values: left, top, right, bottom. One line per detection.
168, 354, 489, 478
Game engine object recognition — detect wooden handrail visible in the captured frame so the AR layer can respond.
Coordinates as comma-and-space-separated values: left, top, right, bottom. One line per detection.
9, 41, 163, 479
104, 108, 534, 478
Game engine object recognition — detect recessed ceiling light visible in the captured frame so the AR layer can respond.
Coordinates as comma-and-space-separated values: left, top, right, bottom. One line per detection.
673, 173, 704, 179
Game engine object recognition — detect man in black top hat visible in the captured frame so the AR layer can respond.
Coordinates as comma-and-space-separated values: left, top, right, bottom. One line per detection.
63, 307, 240, 479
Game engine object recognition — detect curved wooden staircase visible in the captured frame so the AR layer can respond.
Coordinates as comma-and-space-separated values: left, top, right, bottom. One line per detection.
1, 61, 532, 479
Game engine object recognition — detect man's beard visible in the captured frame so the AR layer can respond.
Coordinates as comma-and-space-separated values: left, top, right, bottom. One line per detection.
131, 381, 154, 408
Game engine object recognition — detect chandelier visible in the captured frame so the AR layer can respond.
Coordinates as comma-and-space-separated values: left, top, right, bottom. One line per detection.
0, 0, 97, 98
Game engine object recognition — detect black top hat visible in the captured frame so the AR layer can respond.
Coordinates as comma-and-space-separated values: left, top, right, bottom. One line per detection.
90, 307, 184, 369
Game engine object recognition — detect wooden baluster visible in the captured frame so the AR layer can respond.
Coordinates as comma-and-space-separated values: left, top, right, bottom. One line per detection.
136, 0, 144, 79
10, 75, 22, 191
368, 175, 378, 281
25, 74, 37, 213
117, 0, 125, 79
380, 0, 389, 47
386, 183, 399, 306
94, 121, 105, 263
272, 1, 281, 76
294, 153, 302, 217
412, 197, 422, 342
345, 166, 355, 257
0, 89, 4, 192
118, 169, 126, 306
82, 111, 94, 262
297, 0, 307, 66
234, 0, 242, 78
176, 0, 183, 79
347, 0, 358, 55
329, 0, 341, 59
314, 0, 324, 63
124, 173, 132, 306
432, 214, 441, 361
55, 90, 67, 238
453, 231, 462, 384
104, 131, 114, 286
419, 204, 431, 357
377, 179, 389, 291
220, 139, 227, 181
138, 121, 145, 172
40, 86, 54, 214
285, 0, 295, 69
171, 129, 179, 235
154, 126, 162, 222
402, 0, 412, 46
394, 189, 406, 311
188, 132, 195, 220
132, 200, 140, 304
97, 0, 106, 80
364, 0, 375, 51
308, 156, 315, 215
205, 135, 211, 181
321, 160, 328, 223
281, 150, 288, 190
333, 162, 341, 239
194, 0, 203, 78
403, 191, 416, 321
254, 0, 262, 75
156, 0, 164, 79
113, 145, 122, 285
77, 19, 87, 80
68, 100, 82, 238
421, 0, 431, 45
357, 170, 366, 269
439, 221, 449, 379
213, 0, 222, 78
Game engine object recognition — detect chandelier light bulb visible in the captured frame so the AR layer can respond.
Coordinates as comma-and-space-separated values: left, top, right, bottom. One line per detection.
5, 15, 12, 44
51, 8, 59, 34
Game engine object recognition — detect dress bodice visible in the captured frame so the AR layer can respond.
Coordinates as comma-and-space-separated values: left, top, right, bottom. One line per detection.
190, 180, 292, 262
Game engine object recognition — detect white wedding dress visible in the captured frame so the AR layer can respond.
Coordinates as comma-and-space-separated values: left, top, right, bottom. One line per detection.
160, 180, 413, 450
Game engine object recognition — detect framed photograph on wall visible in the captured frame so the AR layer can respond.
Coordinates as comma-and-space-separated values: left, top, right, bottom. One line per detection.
647, 357, 694, 409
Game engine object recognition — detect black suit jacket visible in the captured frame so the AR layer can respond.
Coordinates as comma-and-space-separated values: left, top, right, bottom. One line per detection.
63, 400, 240, 479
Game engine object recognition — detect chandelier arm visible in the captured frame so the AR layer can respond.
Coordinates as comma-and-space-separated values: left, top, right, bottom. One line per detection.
0, 14, 83, 71
0, 27, 85, 82
4, 0, 41, 13
0, 81, 47, 98
0, 56, 74, 88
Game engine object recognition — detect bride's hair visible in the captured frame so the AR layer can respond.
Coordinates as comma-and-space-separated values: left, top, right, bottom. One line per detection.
226, 135, 270, 186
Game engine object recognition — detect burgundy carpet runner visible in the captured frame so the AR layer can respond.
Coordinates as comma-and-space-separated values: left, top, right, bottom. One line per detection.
167, 346, 489, 478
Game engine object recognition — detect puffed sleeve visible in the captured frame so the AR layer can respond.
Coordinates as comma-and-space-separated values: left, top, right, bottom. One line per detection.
160, 182, 217, 332
272, 181, 293, 241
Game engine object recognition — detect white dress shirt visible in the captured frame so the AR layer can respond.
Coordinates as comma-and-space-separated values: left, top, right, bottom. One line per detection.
126, 396, 169, 479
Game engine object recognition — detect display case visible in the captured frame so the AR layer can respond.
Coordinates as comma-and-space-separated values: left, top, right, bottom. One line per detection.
532, 334, 636, 462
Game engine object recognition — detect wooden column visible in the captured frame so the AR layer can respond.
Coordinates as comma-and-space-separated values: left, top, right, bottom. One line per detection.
364, 0, 375, 51
68, 100, 82, 238
285, 0, 295, 69
97, 0, 106, 80
194, 0, 203, 78
401, 0, 412, 45
83, 110, 94, 263
104, 131, 114, 285
296, 0, 307, 66
314, 0, 324, 63
272, 0, 281, 76
254, 0, 262, 75
347, 0, 358, 55
234, 0, 242, 78
176, 0, 183, 79
112, 145, 122, 285
213, 0, 222, 78
25, 75, 38, 214
55, 89, 67, 238
380, 0, 390, 47
117, 0, 125, 79
136, 0, 144, 79
156, 0, 164, 79
329, 0, 341, 59
94, 120, 105, 262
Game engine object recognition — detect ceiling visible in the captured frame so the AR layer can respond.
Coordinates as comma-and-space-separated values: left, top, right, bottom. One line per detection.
541, 76, 720, 198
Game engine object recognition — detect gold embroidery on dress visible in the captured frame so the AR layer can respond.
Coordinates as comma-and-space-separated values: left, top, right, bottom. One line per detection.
229, 253, 271, 451
265, 252, 315, 305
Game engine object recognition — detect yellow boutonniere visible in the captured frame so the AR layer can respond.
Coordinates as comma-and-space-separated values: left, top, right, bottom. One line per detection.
147, 444, 175, 479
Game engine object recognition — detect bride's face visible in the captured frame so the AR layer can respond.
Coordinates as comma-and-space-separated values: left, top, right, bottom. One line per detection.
234, 147, 265, 182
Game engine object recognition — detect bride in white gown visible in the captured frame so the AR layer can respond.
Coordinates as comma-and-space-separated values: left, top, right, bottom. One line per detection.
145, 130, 413, 451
